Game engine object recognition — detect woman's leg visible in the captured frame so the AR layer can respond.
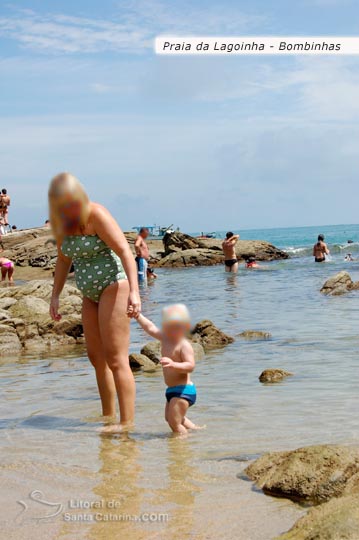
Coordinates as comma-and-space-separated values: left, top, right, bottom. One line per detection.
8, 265, 14, 282
98, 280, 135, 428
82, 296, 117, 417
1, 267, 7, 281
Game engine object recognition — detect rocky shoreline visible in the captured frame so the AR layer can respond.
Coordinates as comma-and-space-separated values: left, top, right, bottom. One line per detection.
0, 227, 288, 277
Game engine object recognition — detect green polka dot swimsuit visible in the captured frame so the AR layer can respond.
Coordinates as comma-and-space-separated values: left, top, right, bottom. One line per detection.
62, 235, 127, 302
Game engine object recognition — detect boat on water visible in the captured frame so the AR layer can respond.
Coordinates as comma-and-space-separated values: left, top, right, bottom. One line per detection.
196, 232, 217, 239
132, 224, 176, 239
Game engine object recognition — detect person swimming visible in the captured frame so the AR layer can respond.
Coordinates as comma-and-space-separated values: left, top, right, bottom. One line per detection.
313, 234, 330, 263
245, 256, 260, 269
345, 253, 354, 262
133, 304, 201, 435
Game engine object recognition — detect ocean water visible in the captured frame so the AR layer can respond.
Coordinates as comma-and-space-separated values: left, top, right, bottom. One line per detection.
192, 223, 359, 258
1, 224, 359, 540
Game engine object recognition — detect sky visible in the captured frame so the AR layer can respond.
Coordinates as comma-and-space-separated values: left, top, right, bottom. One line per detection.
1, 0, 359, 232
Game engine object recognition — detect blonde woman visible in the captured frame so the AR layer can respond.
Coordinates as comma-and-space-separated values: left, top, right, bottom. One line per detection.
49, 173, 140, 432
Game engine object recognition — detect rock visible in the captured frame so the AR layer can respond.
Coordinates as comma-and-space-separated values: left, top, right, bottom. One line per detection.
0, 297, 17, 310
158, 232, 288, 267
245, 445, 359, 503
191, 320, 234, 351
239, 330, 272, 340
0, 279, 83, 356
259, 369, 293, 383
235, 240, 289, 262
52, 317, 83, 338
157, 248, 223, 268
0, 323, 22, 354
9, 296, 50, 320
140, 341, 162, 363
276, 495, 359, 540
140, 340, 205, 363
129, 353, 157, 371
0, 308, 11, 321
2, 227, 58, 270
163, 231, 208, 255
320, 271, 354, 296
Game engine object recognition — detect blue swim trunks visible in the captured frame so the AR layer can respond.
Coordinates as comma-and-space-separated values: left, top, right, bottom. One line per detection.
135, 256, 148, 283
165, 383, 197, 407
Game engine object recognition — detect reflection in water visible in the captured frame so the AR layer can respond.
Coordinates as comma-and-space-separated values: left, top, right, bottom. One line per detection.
145, 437, 205, 540
88, 435, 144, 540
224, 273, 240, 322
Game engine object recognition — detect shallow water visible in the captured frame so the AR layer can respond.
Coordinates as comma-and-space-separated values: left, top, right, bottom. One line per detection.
1, 254, 359, 539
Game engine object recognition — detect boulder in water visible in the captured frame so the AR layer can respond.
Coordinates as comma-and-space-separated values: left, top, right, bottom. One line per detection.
320, 271, 358, 296
191, 320, 234, 351
129, 353, 158, 371
259, 369, 293, 383
245, 444, 359, 503
156, 248, 223, 268
159, 232, 288, 267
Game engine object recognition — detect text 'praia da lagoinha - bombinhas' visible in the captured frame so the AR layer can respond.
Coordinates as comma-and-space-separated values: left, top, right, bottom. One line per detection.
161, 40, 341, 53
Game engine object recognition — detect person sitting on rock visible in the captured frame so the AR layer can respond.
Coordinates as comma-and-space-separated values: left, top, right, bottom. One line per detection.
133, 304, 202, 435
0, 257, 14, 282
222, 231, 240, 273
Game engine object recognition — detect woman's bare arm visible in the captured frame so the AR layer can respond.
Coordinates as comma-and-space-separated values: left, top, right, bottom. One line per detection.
50, 238, 72, 320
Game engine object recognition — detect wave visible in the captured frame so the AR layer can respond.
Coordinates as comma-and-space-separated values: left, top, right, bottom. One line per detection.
283, 242, 359, 258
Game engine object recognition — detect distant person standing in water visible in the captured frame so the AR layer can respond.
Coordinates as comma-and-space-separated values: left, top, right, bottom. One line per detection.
135, 227, 150, 282
222, 231, 240, 273
0, 188, 10, 232
313, 234, 330, 263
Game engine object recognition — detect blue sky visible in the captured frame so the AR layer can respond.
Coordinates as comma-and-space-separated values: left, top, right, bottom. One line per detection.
1, 0, 359, 232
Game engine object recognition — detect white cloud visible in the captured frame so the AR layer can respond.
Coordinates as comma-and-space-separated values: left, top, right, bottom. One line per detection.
0, 3, 265, 54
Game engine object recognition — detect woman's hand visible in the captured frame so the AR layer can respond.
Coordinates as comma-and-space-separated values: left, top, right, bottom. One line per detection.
50, 295, 62, 321
127, 290, 141, 318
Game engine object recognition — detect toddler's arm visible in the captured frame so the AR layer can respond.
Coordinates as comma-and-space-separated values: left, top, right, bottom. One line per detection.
136, 313, 162, 340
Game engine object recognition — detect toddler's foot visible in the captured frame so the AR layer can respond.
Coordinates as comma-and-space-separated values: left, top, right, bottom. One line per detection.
182, 417, 206, 430
190, 424, 206, 430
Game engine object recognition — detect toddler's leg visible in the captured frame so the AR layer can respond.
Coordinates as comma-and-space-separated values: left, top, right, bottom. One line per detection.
167, 398, 189, 435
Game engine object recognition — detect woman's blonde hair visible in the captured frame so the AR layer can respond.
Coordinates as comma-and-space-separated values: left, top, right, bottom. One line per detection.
48, 172, 90, 238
